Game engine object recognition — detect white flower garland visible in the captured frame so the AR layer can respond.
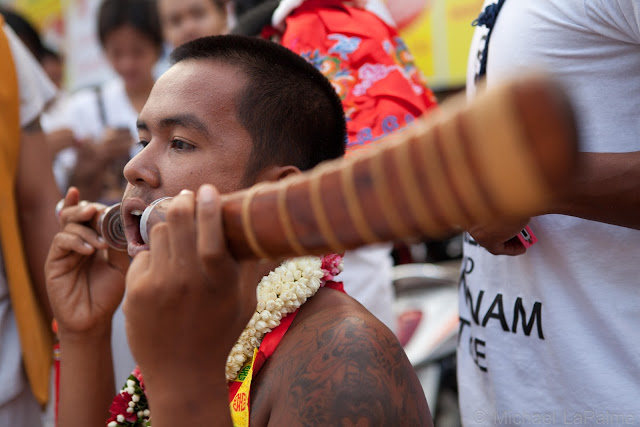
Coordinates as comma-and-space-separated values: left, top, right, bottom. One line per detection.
225, 256, 342, 382
107, 254, 343, 426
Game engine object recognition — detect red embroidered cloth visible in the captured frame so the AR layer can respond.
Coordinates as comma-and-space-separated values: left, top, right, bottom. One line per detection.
268, 0, 438, 154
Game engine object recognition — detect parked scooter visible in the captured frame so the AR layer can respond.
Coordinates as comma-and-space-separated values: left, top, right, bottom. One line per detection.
393, 240, 462, 427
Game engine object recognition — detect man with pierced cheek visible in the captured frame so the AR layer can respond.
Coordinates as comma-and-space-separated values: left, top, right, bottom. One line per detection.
45, 35, 432, 427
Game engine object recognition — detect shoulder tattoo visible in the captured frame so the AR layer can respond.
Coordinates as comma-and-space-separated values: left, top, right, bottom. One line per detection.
268, 313, 431, 426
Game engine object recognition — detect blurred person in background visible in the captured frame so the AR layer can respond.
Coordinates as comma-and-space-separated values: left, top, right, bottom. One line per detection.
38, 45, 78, 173
44, 0, 163, 205
42, 0, 163, 395
231, 0, 439, 332
39, 46, 64, 90
0, 14, 61, 426
0, 6, 78, 180
157, 0, 230, 48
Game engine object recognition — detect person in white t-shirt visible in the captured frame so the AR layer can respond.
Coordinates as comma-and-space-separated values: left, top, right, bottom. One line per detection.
0, 22, 60, 426
45, 0, 163, 205
459, 1, 640, 425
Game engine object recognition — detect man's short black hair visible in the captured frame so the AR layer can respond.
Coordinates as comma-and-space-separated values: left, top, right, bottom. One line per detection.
98, 0, 163, 53
169, 35, 346, 181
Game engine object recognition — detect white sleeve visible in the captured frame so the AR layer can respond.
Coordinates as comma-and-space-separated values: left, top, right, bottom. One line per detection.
584, 0, 640, 44
3, 24, 57, 126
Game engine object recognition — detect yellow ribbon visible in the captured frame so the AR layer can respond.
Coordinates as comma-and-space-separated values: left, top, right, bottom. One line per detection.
229, 348, 258, 427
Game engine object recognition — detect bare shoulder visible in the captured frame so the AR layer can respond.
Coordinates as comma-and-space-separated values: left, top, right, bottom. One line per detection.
250, 287, 433, 427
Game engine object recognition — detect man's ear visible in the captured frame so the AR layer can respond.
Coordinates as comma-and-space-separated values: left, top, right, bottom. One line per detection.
254, 165, 302, 183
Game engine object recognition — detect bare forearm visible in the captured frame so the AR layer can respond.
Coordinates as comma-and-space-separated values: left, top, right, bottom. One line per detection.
46, 129, 75, 155
143, 363, 231, 427
18, 207, 59, 321
550, 151, 640, 229
58, 334, 116, 427
17, 119, 61, 321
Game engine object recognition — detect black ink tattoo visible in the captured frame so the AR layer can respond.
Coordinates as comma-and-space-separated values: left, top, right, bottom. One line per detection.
252, 307, 432, 427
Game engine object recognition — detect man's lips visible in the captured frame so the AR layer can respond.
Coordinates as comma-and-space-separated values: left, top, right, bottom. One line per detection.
121, 198, 150, 257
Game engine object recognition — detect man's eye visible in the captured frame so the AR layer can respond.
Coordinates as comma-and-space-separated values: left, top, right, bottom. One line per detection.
138, 140, 149, 149
170, 139, 194, 151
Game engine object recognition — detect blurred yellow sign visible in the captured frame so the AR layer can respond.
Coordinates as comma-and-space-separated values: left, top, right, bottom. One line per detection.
400, 0, 484, 90
12, 0, 62, 30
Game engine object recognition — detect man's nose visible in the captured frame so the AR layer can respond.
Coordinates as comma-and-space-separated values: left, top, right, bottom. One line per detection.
123, 144, 160, 188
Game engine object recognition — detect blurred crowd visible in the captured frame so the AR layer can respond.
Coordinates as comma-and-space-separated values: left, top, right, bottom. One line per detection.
2, 0, 227, 204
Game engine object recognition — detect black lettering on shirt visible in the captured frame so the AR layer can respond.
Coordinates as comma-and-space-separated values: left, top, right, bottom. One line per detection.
482, 293, 509, 332
512, 297, 544, 339
463, 232, 479, 247
469, 336, 488, 372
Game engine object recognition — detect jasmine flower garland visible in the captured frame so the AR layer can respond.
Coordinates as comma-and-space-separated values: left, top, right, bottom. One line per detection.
107, 254, 343, 426
226, 255, 343, 381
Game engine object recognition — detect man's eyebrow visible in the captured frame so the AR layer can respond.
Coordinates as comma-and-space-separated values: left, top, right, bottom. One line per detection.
136, 119, 148, 132
136, 114, 211, 137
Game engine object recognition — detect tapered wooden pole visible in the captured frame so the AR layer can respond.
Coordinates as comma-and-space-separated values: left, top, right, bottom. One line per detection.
95, 74, 578, 258
221, 74, 578, 259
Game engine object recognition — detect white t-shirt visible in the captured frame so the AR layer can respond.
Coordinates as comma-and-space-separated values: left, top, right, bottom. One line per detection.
459, 1, 640, 425
0, 24, 56, 406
